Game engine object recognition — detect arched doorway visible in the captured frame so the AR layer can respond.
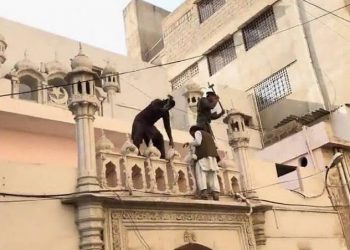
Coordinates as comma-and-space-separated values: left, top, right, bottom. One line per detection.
175, 243, 212, 250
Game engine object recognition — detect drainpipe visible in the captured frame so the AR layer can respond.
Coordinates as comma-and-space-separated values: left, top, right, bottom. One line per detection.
296, 0, 331, 110
335, 148, 350, 204
302, 126, 318, 169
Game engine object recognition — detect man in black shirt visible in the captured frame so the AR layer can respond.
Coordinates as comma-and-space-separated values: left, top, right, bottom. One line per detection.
196, 92, 225, 137
131, 96, 175, 159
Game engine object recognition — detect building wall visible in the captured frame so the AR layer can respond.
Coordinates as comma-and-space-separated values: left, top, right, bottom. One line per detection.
159, 0, 350, 131
0, 161, 79, 250
123, 0, 169, 61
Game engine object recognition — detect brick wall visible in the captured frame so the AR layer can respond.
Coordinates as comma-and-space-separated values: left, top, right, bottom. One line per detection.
162, 0, 259, 62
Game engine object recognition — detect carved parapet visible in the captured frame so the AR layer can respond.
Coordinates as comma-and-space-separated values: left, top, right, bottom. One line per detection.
120, 134, 138, 156
96, 131, 115, 153
144, 140, 161, 159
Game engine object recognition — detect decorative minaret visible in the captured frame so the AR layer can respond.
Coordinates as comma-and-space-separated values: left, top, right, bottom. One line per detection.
183, 80, 203, 126
0, 33, 7, 67
224, 108, 257, 198
65, 44, 104, 250
102, 61, 120, 117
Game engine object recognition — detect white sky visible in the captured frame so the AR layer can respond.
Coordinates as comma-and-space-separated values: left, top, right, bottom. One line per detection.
0, 0, 184, 55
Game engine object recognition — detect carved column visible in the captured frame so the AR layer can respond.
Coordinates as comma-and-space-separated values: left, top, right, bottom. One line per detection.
224, 109, 257, 198
183, 80, 203, 127
66, 45, 104, 250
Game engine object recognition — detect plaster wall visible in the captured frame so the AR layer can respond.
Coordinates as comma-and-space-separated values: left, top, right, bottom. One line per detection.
123, 0, 169, 61
0, 162, 78, 250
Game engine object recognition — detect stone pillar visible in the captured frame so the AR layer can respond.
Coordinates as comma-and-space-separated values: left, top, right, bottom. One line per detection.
224, 109, 257, 198
10, 75, 20, 99
66, 45, 104, 250
183, 80, 203, 127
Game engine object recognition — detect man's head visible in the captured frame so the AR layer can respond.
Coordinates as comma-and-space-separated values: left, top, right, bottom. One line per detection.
189, 125, 203, 137
206, 91, 218, 103
162, 95, 176, 110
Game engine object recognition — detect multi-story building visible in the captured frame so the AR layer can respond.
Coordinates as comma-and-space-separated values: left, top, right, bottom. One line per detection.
0, 0, 349, 249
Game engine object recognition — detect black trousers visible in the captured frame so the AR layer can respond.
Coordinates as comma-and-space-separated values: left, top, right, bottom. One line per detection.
131, 120, 165, 159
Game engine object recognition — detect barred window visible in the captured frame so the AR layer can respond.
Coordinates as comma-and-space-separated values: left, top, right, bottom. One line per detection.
207, 38, 236, 76
198, 0, 225, 23
254, 68, 291, 111
242, 7, 277, 50
171, 63, 199, 90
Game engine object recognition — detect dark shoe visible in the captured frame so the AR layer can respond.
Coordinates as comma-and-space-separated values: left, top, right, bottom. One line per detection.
213, 192, 220, 201
200, 189, 209, 200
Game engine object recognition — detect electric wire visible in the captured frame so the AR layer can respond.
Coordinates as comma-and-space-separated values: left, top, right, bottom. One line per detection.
0, 2, 349, 99
300, 0, 350, 24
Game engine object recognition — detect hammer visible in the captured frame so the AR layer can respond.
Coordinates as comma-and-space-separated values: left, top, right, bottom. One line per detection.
207, 82, 225, 112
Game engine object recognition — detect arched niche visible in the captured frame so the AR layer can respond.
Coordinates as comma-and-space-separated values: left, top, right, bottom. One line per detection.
132, 165, 143, 190
18, 75, 39, 101
16, 69, 44, 102
175, 243, 212, 250
177, 170, 187, 193
155, 168, 166, 191
231, 176, 240, 193
105, 161, 117, 187
48, 72, 69, 95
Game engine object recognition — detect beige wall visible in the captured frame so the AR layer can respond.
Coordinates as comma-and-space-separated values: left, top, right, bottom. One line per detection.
123, 0, 169, 61
0, 162, 78, 250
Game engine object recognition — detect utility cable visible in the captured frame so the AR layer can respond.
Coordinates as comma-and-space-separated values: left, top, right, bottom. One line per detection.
1, 2, 350, 99
300, 0, 350, 24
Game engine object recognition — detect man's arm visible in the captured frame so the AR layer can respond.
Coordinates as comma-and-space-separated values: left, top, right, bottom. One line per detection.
163, 111, 174, 146
210, 110, 225, 120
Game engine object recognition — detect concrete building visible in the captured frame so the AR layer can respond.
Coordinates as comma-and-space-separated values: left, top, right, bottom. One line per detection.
0, 0, 349, 250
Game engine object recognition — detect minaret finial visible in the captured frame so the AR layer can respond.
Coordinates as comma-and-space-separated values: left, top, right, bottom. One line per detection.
54, 51, 59, 61
24, 49, 28, 59
78, 42, 83, 55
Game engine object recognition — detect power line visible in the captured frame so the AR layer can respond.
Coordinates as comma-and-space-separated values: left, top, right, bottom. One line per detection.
300, 0, 350, 24
1, 2, 349, 99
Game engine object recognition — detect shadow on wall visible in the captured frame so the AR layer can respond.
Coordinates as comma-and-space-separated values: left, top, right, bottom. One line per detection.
259, 98, 324, 129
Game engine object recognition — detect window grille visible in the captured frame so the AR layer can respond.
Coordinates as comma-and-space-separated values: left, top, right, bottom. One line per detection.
164, 11, 192, 38
171, 63, 199, 90
242, 7, 277, 50
254, 68, 291, 111
207, 38, 236, 76
198, 0, 225, 23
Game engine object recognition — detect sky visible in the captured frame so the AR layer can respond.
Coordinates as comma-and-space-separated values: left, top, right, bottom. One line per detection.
0, 0, 184, 55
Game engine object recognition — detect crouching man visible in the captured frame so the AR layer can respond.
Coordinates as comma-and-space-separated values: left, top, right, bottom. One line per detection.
184, 125, 220, 200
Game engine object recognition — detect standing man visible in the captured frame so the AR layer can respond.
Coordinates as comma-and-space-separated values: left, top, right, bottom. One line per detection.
131, 95, 175, 159
196, 92, 225, 137
184, 125, 220, 200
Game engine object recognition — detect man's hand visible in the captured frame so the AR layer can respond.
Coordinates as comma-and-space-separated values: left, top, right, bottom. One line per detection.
183, 142, 190, 148
169, 139, 175, 148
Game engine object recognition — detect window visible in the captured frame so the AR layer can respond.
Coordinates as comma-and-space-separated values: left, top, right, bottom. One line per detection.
171, 63, 199, 90
198, 0, 225, 23
207, 38, 236, 76
242, 7, 277, 50
254, 67, 291, 111
275, 164, 301, 191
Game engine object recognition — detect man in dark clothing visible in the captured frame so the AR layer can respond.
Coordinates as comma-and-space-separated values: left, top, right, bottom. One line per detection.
196, 92, 225, 137
131, 96, 175, 159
